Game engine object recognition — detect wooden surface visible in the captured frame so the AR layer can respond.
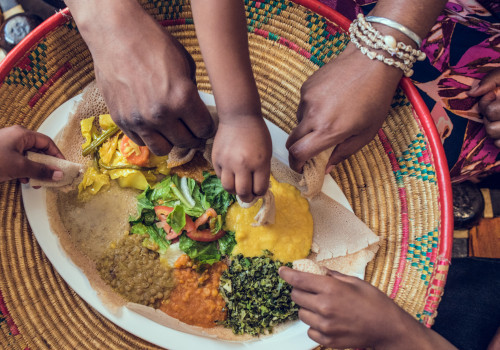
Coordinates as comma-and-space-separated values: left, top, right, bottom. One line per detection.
469, 218, 500, 258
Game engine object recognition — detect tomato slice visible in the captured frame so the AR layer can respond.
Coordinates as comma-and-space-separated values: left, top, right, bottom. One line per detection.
186, 229, 226, 242
119, 135, 150, 166
154, 206, 195, 240
194, 208, 217, 229
184, 215, 196, 233
154, 206, 174, 220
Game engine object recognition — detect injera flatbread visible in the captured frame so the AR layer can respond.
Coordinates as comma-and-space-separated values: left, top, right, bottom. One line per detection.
44, 82, 379, 342
27, 151, 83, 188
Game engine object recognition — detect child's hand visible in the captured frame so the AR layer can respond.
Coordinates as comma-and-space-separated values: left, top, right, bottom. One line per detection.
279, 267, 456, 350
0, 126, 64, 184
467, 69, 500, 148
211, 116, 272, 203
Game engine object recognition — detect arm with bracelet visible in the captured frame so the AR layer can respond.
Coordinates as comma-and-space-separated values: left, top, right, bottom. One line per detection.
286, 0, 447, 174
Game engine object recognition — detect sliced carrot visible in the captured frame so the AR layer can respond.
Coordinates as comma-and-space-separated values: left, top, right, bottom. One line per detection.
119, 135, 150, 166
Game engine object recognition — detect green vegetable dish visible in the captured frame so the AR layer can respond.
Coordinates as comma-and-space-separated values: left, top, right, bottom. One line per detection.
129, 171, 237, 264
219, 253, 298, 335
119, 171, 298, 336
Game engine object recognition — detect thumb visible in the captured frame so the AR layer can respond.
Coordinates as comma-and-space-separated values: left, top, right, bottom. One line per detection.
468, 70, 500, 97
21, 158, 63, 181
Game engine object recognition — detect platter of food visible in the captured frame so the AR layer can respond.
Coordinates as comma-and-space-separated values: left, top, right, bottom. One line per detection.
21, 87, 378, 350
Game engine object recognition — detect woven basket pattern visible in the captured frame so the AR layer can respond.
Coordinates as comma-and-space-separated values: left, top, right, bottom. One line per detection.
0, 0, 447, 349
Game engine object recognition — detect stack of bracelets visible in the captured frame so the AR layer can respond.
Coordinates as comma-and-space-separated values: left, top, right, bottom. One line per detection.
349, 13, 426, 77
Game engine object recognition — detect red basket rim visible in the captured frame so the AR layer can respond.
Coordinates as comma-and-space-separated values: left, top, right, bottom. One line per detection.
0, 1, 452, 322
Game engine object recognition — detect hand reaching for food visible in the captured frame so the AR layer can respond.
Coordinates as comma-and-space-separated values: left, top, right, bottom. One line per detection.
0, 126, 65, 183
286, 44, 402, 174
467, 69, 500, 148
279, 266, 457, 350
66, 0, 215, 156
212, 116, 272, 203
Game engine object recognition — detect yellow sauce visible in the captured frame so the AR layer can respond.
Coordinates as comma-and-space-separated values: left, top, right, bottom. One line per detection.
225, 177, 313, 263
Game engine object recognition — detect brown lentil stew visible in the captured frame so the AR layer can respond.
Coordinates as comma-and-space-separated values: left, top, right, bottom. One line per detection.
160, 254, 227, 328
96, 234, 175, 308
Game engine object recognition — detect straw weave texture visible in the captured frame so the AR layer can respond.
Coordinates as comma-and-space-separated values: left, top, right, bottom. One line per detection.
0, 0, 447, 349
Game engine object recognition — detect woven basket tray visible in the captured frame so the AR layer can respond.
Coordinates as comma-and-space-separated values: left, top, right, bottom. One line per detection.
0, 0, 453, 349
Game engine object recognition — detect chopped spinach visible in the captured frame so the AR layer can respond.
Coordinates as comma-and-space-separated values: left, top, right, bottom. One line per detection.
219, 254, 298, 335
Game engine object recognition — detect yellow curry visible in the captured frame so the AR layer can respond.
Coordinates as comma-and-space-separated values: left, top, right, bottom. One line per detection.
225, 176, 313, 263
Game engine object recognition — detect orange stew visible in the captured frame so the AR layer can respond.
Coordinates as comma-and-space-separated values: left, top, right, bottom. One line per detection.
160, 255, 227, 328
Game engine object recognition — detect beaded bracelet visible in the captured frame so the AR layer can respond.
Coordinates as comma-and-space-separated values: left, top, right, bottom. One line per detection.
351, 20, 425, 68
349, 14, 426, 77
356, 14, 425, 60
349, 25, 414, 77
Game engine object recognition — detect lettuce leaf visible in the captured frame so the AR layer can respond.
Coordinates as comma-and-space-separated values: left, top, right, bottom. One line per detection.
142, 225, 170, 255
130, 223, 169, 255
201, 172, 236, 216
167, 205, 186, 234
218, 231, 236, 256
179, 234, 221, 265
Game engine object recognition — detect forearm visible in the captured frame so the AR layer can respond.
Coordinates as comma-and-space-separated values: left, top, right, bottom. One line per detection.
377, 308, 457, 350
191, 0, 261, 119
65, 0, 153, 52
369, 0, 447, 48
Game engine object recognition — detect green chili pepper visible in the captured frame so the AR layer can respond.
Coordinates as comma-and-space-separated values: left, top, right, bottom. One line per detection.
82, 125, 120, 157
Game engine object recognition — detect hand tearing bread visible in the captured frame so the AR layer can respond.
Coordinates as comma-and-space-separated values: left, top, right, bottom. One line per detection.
293, 259, 327, 275
299, 146, 335, 199
236, 181, 276, 227
27, 152, 83, 188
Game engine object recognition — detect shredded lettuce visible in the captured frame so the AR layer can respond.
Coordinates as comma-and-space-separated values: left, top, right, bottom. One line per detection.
218, 231, 236, 256
201, 172, 235, 216
130, 223, 169, 255
130, 173, 236, 263
166, 206, 186, 234
179, 234, 221, 265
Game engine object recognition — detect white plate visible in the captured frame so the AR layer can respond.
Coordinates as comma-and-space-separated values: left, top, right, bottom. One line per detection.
22, 92, 352, 350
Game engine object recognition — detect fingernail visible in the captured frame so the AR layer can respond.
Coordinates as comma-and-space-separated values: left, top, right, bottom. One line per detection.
325, 165, 334, 174
52, 170, 63, 181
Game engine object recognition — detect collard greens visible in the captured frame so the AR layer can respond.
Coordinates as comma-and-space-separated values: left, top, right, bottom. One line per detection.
219, 254, 298, 335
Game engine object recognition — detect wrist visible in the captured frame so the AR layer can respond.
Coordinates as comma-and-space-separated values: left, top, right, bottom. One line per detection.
341, 42, 403, 83
67, 0, 145, 46
212, 82, 262, 122
374, 310, 434, 350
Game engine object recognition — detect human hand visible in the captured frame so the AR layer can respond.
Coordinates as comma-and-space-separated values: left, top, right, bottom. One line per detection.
0, 126, 64, 184
212, 116, 272, 202
80, 2, 214, 155
286, 44, 402, 173
279, 266, 418, 349
467, 69, 500, 148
